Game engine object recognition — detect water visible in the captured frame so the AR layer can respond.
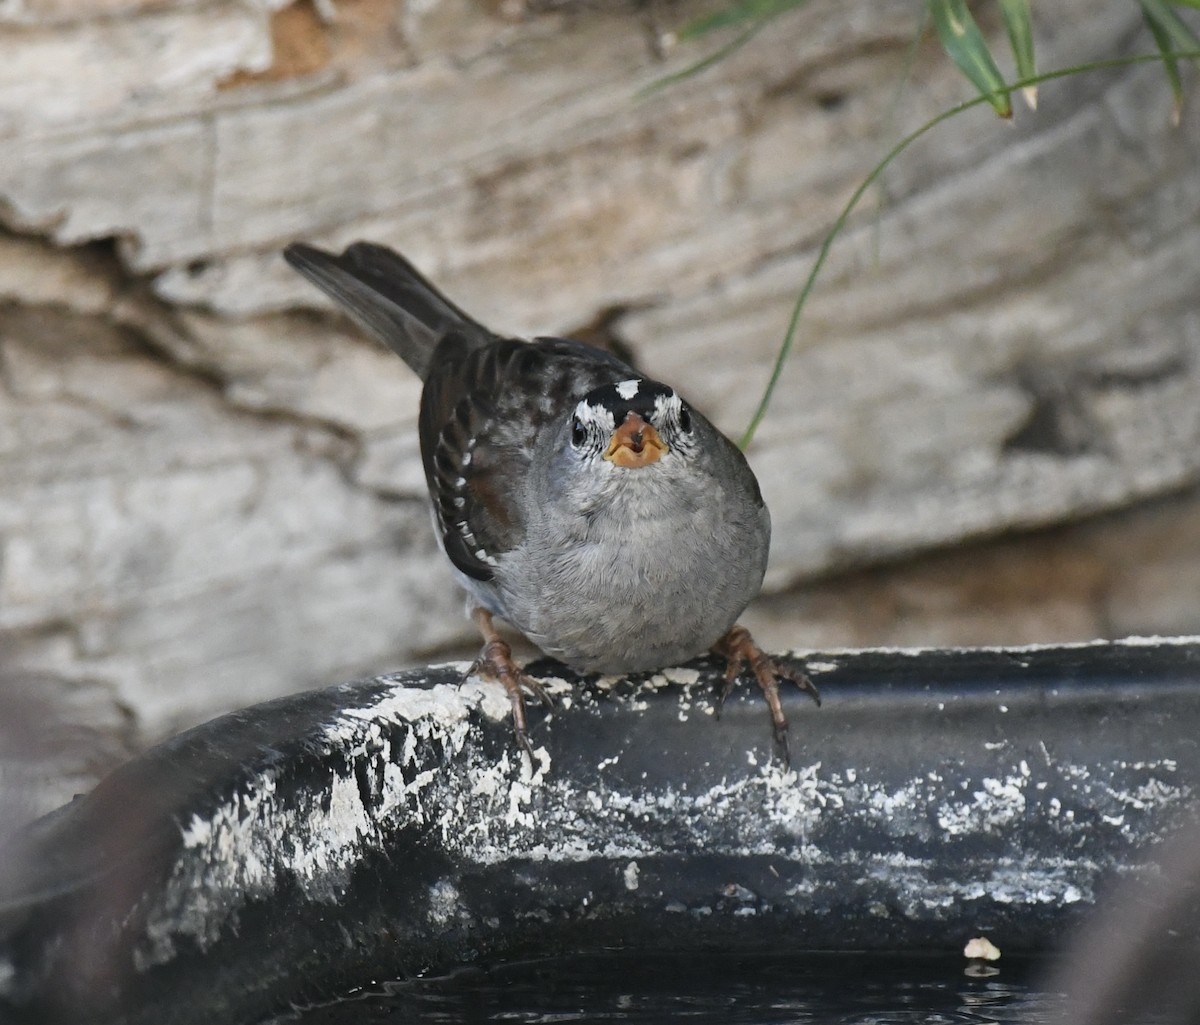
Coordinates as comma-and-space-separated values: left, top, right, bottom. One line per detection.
271, 951, 1064, 1025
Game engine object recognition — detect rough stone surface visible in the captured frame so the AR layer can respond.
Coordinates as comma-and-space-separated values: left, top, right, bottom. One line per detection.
2, 0, 1200, 807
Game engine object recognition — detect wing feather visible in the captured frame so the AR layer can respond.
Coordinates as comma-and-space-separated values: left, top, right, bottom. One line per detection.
419, 336, 633, 581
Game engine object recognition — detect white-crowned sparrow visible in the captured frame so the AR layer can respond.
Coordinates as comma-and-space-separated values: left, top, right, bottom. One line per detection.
284, 242, 818, 759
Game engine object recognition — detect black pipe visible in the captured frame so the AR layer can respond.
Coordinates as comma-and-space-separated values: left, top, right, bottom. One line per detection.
1, 639, 1198, 1025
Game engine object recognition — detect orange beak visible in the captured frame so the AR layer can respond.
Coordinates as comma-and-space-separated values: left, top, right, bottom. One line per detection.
603, 412, 668, 468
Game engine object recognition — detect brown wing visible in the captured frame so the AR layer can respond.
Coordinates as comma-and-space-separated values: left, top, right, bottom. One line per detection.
419, 334, 633, 581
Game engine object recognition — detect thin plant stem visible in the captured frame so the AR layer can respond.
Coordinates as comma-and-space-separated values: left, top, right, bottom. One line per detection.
738, 49, 1200, 450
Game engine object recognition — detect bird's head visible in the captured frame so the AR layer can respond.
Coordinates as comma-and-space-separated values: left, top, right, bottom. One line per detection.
568, 378, 697, 470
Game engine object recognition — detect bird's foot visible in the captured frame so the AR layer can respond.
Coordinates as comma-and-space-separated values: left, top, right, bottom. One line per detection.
712, 624, 820, 767
469, 608, 553, 759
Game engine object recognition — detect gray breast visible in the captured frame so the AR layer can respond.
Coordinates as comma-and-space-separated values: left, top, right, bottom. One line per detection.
494, 483, 769, 674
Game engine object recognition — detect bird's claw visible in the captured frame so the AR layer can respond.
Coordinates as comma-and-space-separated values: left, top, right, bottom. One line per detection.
469, 608, 553, 758
712, 625, 820, 767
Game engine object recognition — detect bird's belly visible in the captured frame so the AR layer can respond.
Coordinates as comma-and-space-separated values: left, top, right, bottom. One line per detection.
498, 519, 767, 674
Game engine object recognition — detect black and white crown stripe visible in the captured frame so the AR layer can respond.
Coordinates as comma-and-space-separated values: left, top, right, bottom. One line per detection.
574, 378, 692, 435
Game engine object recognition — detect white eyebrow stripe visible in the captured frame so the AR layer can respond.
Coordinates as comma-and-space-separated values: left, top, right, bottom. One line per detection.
578, 400, 616, 432
616, 379, 640, 400
654, 391, 681, 420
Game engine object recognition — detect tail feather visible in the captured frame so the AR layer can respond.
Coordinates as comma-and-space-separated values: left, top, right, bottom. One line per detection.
283, 242, 493, 380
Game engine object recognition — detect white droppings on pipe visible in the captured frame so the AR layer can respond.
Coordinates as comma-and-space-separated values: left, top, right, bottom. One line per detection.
131, 656, 1196, 975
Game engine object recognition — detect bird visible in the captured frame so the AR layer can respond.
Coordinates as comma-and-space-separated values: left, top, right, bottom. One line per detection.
283, 241, 819, 761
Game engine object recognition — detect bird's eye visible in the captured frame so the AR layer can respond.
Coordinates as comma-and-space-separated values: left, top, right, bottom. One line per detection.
571, 417, 587, 448
678, 406, 693, 433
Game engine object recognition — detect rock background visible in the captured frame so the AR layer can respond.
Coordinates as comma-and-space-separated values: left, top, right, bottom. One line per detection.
2, 0, 1199, 811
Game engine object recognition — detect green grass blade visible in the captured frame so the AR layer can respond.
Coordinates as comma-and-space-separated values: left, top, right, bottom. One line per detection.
999, 0, 1038, 109
739, 50, 1200, 450
637, 22, 764, 98
1140, 0, 1200, 123
1143, 0, 1200, 57
677, 0, 810, 40
1143, 1, 1186, 123
639, 0, 811, 98
638, 0, 812, 97
929, 0, 1013, 118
